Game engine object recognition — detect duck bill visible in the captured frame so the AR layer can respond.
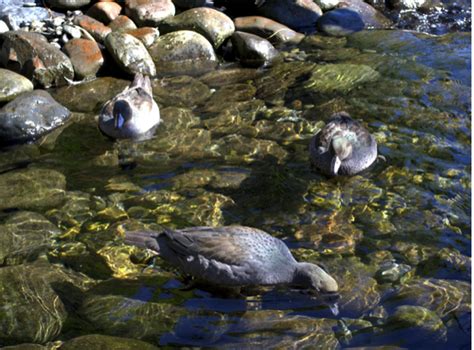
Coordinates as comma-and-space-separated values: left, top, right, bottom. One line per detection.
330, 156, 341, 176
114, 113, 125, 129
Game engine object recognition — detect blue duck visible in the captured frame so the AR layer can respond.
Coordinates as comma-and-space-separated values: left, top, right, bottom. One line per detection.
310, 112, 377, 176
99, 73, 160, 140
124, 226, 339, 298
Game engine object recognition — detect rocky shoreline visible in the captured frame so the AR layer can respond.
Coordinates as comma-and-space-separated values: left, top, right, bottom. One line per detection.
0, 0, 470, 145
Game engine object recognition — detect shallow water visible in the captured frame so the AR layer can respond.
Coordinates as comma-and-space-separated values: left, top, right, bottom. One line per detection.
0, 30, 470, 349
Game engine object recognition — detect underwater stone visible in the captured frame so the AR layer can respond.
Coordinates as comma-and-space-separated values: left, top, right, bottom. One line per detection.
0, 211, 60, 266
152, 76, 211, 108
60, 334, 159, 350
0, 168, 66, 210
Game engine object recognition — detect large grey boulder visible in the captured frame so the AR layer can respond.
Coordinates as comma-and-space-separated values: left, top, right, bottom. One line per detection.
0, 90, 71, 146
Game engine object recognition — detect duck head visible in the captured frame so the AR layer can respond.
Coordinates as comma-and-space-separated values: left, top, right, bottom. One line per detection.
292, 262, 339, 298
330, 137, 353, 176
113, 100, 133, 130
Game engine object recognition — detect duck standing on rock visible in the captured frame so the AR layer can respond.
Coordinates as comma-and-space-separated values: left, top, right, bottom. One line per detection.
99, 73, 160, 140
124, 226, 339, 299
310, 112, 377, 176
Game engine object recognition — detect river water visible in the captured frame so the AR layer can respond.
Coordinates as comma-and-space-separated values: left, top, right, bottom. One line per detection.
0, 29, 470, 348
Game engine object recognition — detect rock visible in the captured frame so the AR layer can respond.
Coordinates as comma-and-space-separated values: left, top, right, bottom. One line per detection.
46, 0, 91, 9
231, 31, 280, 68
73, 14, 112, 42
2, 344, 47, 350
63, 38, 104, 79
317, 8, 365, 36
0, 212, 60, 266
159, 7, 234, 48
256, 0, 322, 32
160, 107, 200, 130
200, 67, 261, 87
336, 0, 391, 28
152, 75, 211, 107
0, 90, 71, 146
79, 278, 183, 339
125, 0, 175, 26
60, 334, 159, 350
234, 16, 304, 45
105, 32, 156, 76
86, 2, 122, 24
0, 2, 59, 30
295, 63, 380, 94
0, 31, 74, 88
0, 167, 66, 210
382, 306, 447, 346
0, 68, 33, 103
202, 83, 256, 113
171, 0, 206, 8
108, 15, 137, 32
51, 77, 129, 112
0, 262, 91, 345
148, 30, 217, 76
125, 27, 160, 47
314, 0, 341, 10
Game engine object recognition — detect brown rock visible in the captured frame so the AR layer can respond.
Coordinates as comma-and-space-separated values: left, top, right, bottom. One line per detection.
109, 15, 137, 32
125, 27, 160, 47
73, 14, 112, 43
125, 0, 175, 26
86, 2, 122, 24
63, 39, 104, 79
0, 31, 73, 87
234, 16, 304, 45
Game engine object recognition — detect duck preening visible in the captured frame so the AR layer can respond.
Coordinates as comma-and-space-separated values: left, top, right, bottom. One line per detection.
310, 112, 377, 176
99, 73, 160, 140
124, 226, 339, 298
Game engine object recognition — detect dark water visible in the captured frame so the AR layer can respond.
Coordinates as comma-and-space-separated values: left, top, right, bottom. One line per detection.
0, 30, 470, 349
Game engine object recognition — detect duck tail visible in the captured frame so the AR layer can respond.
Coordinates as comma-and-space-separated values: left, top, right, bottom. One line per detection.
124, 230, 162, 253
130, 72, 152, 93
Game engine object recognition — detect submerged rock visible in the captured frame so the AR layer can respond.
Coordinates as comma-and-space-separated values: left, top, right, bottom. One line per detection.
51, 77, 129, 113
0, 90, 71, 146
60, 334, 159, 350
0, 211, 60, 266
0, 167, 66, 210
0, 68, 33, 103
0, 262, 92, 345
160, 7, 234, 48
382, 306, 447, 346
79, 278, 184, 340
152, 75, 211, 108
105, 32, 156, 76
0, 31, 74, 87
149, 30, 217, 76
231, 31, 280, 68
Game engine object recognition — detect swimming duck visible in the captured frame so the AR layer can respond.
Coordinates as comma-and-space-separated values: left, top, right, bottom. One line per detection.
99, 73, 160, 140
309, 112, 377, 176
125, 226, 339, 298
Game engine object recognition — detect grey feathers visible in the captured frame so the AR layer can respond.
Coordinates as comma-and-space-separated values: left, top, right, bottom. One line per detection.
310, 112, 377, 176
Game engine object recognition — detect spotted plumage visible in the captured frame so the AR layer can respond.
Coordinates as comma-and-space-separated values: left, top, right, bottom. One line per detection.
310, 112, 377, 176
99, 73, 160, 140
124, 226, 338, 297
